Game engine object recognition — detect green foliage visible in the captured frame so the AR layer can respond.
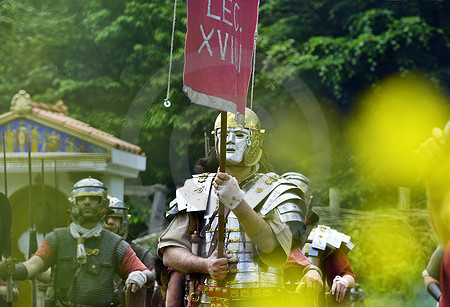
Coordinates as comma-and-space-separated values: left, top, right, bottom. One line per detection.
0, 0, 447, 223
342, 215, 438, 304
257, 1, 448, 208
258, 2, 449, 108
0, 0, 187, 117
0, 3, 446, 302
134, 232, 161, 255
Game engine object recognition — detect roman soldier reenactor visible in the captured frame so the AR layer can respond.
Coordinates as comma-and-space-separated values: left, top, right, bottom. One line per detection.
158, 109, 309, 306
0, 178, 153, 306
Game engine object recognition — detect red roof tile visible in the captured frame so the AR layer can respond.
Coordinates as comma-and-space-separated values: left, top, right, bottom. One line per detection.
29, 104, 144, 155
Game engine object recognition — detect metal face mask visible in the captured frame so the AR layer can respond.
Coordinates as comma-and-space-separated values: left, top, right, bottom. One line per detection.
216, 127, 250, 165
213, 108, 265, 167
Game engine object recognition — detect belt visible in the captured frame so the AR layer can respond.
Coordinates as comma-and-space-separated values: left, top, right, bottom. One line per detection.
204, 286, 284, 300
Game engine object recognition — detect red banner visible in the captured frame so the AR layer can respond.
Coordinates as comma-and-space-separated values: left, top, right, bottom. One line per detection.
183, 0, 260, 123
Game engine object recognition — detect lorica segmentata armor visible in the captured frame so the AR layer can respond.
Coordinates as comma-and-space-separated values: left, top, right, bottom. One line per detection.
167, 172, 308, 298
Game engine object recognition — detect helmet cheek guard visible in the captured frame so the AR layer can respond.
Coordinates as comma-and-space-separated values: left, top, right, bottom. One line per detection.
243, 129, 264, 166
117, 222, 129, 238
213, 108, 265, 167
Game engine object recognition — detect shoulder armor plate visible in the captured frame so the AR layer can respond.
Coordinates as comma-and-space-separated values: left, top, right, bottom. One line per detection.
242, 173, 281, 209
165, 198, 180, 217
302, 242, 319, 257
171, 173, 216, 214
278, 211, 303, 224
260, 190, 303, 216
242, 173, 308, 221
302, 225, 354, 257
276, 202, 304, 223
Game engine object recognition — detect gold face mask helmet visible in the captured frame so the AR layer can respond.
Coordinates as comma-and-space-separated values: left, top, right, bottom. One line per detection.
213, 108, 265, 167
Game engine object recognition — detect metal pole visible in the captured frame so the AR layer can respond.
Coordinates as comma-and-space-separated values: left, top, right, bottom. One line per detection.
41, 158, 48, 238
41, 159, 45, 204
28, 138, 37, 307
54, 159, 58, 227
2, 134, 7, 197
28, 140, 33, 228
2, 133, 13, 306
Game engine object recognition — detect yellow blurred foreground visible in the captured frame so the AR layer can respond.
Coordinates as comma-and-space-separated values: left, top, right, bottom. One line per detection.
348, 73, 448, 185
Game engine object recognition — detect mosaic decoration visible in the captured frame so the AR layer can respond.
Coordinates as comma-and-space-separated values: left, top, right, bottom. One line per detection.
0, 118, 108, 154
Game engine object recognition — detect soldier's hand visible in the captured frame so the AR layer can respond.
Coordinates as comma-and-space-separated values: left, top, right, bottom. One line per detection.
214, 172, 244, 210
206, 250, 230, 281
0, 257, 15, 279
331, 275, 349, 302
415, 127, 449, 178
125, 270, 147, 293
296, 269, 323, 298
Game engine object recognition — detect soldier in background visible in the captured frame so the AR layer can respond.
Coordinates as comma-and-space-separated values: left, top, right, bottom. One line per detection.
158, 108, 309, 306
18, 202, 54, 260
104, 196, 156, 305
0, 192, 19, 305
17, 201, 54, 307
282, 172, 356, 306
300, 225, 356, 306
0, 177, 153, 306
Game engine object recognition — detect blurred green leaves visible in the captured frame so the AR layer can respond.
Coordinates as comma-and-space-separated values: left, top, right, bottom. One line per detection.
0, 0, 448, 213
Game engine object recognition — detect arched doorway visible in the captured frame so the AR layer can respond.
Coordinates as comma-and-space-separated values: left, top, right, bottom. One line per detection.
9, 185, 70, 307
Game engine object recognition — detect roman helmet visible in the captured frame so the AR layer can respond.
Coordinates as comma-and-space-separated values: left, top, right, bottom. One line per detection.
107, 196, 130, 239
213, 108, 265, 166
69, 177, 109, 224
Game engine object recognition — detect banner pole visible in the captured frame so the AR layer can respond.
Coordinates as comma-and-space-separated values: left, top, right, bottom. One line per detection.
217, 111, 227, 258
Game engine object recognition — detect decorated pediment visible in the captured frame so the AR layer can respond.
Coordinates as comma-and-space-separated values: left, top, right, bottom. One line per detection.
0, 90, 142, 155
0, 118, 108, 154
